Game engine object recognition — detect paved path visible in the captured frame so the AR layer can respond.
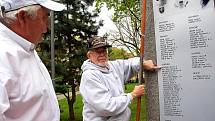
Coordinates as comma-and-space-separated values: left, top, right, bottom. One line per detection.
57, 91, 80, 100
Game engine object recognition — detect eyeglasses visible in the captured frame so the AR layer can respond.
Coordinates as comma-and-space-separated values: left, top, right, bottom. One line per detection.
91, 48, 107, 54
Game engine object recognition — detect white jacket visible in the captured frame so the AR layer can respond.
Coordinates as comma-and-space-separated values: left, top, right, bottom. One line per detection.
0, 22, 60, 121
80, 57, 140, 121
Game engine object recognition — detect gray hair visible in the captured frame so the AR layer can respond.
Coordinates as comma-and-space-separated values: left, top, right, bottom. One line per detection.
0, 5, 41, 24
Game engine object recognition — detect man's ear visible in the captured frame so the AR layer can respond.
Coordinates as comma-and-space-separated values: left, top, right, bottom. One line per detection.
87, 51, 91, 59
16, 10, 27, 28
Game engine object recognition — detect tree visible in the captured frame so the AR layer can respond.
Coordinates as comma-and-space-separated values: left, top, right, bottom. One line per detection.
108, 47, 130, 60
37, 0, 102, 120
107, 17, 140, 56
95, 0, 141, 23
95, 0, 142, 56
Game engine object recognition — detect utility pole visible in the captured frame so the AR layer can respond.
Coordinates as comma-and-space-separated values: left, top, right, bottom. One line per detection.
50, 11, 55, 88
144, 0, 160, 121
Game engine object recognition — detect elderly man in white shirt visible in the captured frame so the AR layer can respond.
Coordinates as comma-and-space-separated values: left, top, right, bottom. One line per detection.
0, 0, 64, 121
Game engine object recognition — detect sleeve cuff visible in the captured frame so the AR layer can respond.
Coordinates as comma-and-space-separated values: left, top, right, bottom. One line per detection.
127, 93, 133, 103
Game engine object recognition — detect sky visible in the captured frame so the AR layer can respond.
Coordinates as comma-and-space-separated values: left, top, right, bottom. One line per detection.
88, 4, 117, 36
97, 5, 117, 36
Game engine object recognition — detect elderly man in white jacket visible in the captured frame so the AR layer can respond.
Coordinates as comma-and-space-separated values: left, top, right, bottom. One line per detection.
0, 0, 64, 120
80, 36, 159, 121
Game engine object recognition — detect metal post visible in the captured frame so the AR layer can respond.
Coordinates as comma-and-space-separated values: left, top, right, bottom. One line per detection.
50, 11, 55, 88
145, 0, 160, 121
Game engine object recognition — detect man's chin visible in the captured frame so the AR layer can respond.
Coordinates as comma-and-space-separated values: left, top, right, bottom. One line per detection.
97, 62, 108, 68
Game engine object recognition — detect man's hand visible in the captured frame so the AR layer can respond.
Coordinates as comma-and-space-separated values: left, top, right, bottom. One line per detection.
143, 60, 160, 71
131, 85, 144, 99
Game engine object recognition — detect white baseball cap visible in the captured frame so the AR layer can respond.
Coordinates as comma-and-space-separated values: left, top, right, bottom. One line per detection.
0, 0, 65, 12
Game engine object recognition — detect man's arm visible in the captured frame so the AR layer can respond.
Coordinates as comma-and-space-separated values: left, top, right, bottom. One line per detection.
80, 71, 132, 117
110, 57, 160, 84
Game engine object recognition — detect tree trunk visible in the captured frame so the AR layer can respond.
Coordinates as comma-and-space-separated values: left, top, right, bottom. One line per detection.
68, 80, 76, 121
68, 100, 75, 121
144, 0, 160, 121
136, 75, 139, 83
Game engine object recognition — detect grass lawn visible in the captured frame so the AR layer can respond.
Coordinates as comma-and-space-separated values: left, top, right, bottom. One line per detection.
59, 83, 146, 121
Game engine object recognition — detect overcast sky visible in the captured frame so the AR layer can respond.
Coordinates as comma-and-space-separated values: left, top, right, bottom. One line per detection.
88, 4, 117, 36
97, 5, 117, 36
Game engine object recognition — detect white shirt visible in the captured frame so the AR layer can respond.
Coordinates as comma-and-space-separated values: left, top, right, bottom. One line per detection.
0, 23, 60, 121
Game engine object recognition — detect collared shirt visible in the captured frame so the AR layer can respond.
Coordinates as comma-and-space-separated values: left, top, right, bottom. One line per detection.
0, 22, 60, 121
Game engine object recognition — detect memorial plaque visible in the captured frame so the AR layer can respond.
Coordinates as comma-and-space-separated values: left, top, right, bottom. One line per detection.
153, 0, 215, 121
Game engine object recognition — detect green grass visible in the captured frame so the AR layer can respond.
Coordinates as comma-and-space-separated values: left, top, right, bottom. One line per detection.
59, 83, 146, 121
59, 95, 83, 121
125, 83, 147, 121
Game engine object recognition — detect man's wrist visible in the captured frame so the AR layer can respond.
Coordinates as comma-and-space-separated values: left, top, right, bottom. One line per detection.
131, 92, 136, 99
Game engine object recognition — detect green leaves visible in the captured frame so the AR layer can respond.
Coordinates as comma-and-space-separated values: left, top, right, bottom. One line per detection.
95, 0, 141, 22
109, 48, 130, 60
95, 0, 142, 56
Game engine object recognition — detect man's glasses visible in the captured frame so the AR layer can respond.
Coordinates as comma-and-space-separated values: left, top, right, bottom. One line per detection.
92, 48, 108, 54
